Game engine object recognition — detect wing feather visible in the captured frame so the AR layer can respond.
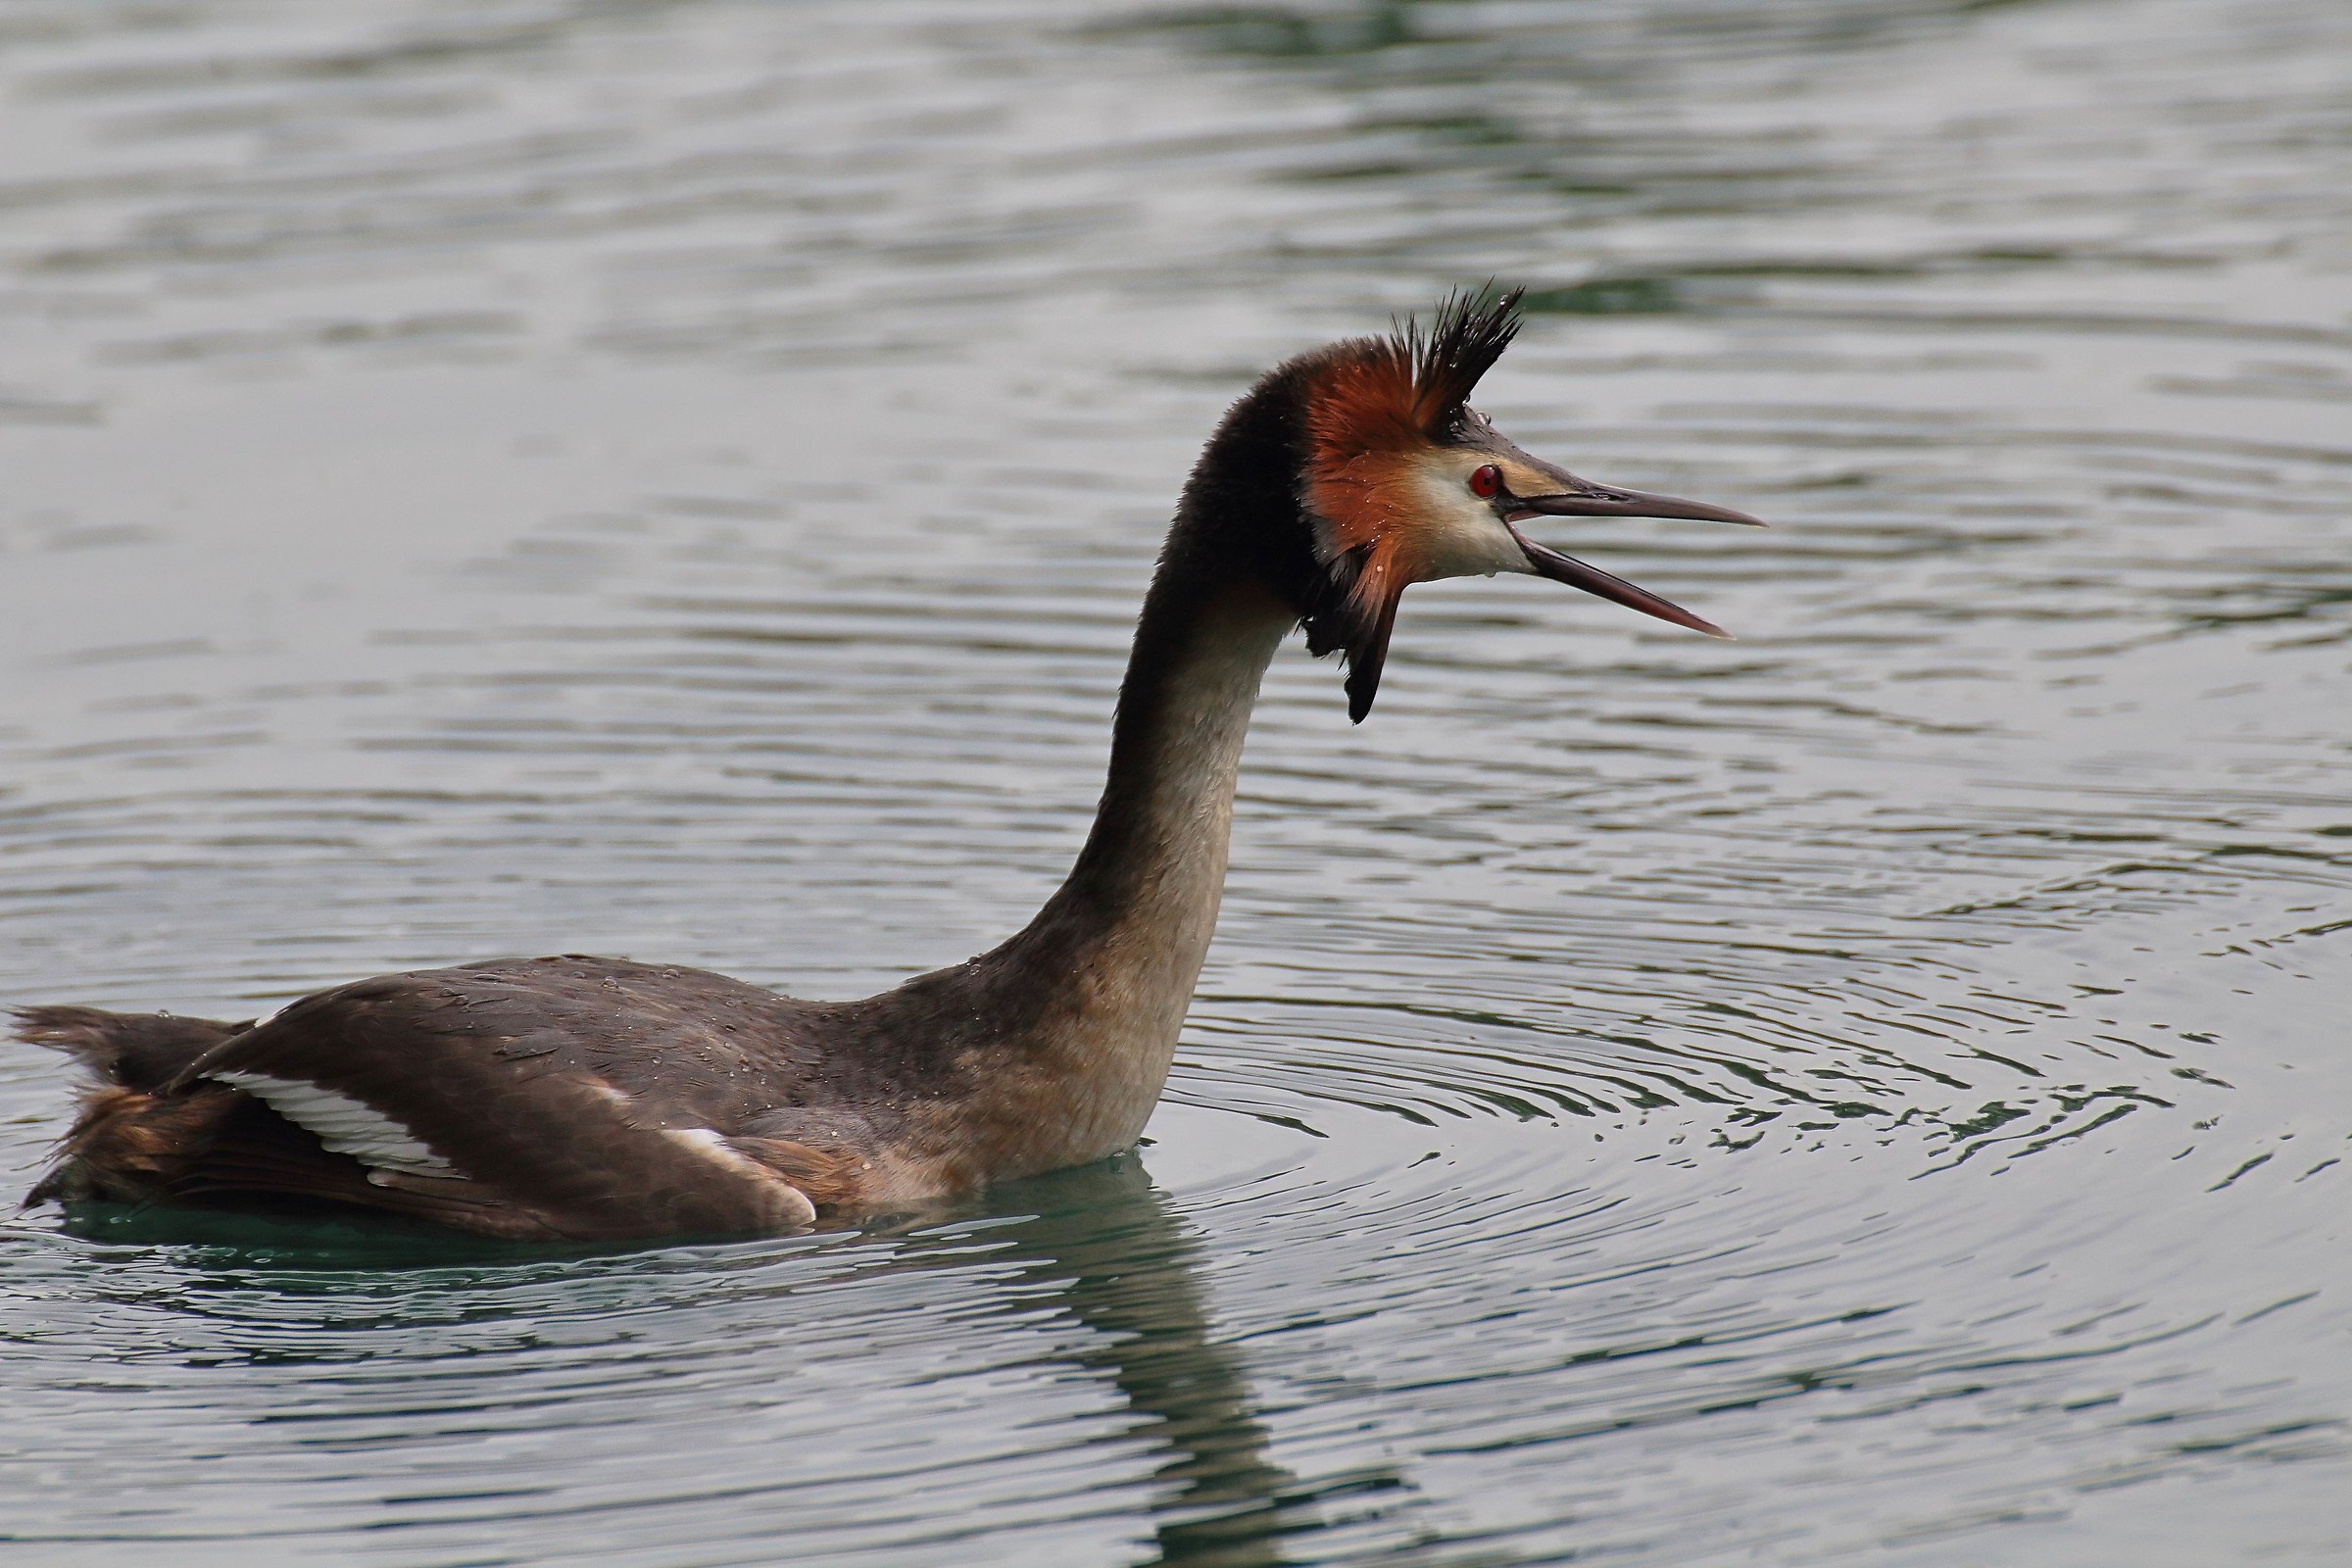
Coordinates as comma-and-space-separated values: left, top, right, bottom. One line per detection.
172, 958, 826, 1239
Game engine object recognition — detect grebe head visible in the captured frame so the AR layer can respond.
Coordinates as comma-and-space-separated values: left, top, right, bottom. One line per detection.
1268, 289, 1763, 721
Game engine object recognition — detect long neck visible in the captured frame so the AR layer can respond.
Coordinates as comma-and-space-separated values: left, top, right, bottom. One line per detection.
871, 368, 1319, 1182
1048, 564, 1292, 975
938, 550, 1293, 1169
1009, 557, 1292, 1050
1010, 363, 1318, 1030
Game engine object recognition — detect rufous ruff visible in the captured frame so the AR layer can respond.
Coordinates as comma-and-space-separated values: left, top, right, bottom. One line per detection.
16, 291, 1761, 1241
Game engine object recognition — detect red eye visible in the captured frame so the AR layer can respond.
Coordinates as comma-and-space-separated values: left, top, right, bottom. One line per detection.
1469, 464, 1501, 499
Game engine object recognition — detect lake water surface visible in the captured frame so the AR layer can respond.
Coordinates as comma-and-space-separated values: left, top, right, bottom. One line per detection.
2, 1, 2348, 1563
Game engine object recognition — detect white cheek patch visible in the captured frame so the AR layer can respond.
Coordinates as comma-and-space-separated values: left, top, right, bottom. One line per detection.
214, 1070, 460, 1179
1405, 465, 1535, 580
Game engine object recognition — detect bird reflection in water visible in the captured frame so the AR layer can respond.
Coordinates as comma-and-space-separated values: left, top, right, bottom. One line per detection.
47, 1156, 1357, 1564
893, 1154, 1371, 1567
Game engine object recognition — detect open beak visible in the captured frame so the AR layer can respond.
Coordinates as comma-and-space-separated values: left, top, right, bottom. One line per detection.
1504, 478, 1764, 640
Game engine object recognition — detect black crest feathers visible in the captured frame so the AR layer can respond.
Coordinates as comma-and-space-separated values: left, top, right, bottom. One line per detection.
1396, 285, 1524, 432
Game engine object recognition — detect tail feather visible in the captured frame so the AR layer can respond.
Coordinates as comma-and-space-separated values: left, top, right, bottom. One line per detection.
17, 1007, 548, 1235
24, 1083, 242, 1207
17, 1004, 252, 1208
13, 1004, 248, 1092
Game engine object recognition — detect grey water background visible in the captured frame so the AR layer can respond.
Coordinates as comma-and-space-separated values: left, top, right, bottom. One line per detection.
0, 0, 2347, 1561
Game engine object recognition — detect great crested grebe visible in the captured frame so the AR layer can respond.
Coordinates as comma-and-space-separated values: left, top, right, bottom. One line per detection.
17, 292, 1759, 1241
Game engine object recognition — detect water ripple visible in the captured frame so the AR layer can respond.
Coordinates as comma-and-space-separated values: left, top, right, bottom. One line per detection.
2, 0, 2348, 1562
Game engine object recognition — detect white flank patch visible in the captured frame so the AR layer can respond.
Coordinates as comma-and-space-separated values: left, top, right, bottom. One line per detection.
664, 1125, 755, 1169
662, 1128, 816, 1227
214, 1070, 460, 1178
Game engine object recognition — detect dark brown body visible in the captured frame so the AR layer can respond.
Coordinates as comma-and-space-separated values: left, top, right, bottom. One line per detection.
22, 918, 1247, 1240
